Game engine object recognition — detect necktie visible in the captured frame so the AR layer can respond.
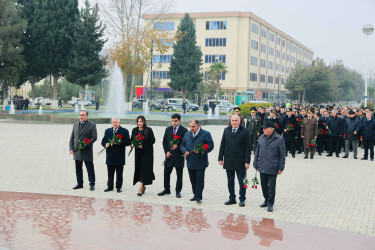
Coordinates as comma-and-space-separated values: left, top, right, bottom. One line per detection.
114, 129, 117, 134
233, 129, 236, 134
173, 127, 177, 135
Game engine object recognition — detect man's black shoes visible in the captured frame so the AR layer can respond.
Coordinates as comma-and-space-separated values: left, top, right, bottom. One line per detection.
260, 202, 267, 208
196, 199, 202, 204
224, 199, 236, 205
304, 156, 308, 159
117, 188, 122, 193
342, 155, 348, 158
267, 205, 273, 212
90, 185, 95, 191
239, 201, 245, 207
73, 185, 83, 190
190, 197, 197, 201
158, 190, 171, 196
176, 193, 181, 198
104, 187, 113, 192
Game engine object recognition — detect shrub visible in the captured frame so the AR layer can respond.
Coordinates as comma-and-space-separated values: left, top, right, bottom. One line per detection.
99, 98, 105, 105
360, 102, 374, 109
235, 102, 273, 117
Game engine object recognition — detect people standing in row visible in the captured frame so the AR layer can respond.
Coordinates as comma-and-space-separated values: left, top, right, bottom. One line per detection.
69, 110, 97, 191
101, 117, 130, 193
131, 115, 155, 196
159, 113, 188, 198
219, 115, 250, 207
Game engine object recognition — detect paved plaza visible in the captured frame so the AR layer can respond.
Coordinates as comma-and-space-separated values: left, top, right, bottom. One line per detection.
0, 119, 375, 241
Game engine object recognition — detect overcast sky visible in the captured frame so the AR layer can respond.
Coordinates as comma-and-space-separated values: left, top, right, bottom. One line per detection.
89, 0, 375, 76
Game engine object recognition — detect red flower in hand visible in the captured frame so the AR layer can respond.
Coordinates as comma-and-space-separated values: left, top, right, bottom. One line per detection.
243, 184, 247, 189
117, 134, 123, 140
298, 119, 301, 122
344, 134, 347, 137
360, 136, 363, 139
174, 135, 181, 140
309, 143, 314, 147
203, 144, 209, 151
276, 123, 279, 129
84, 138, 90, 144
255, 186, 257, 189
140, 136, 145, 140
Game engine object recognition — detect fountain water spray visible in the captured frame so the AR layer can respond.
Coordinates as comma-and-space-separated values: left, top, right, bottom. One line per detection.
143, 100, 149, 115
9, 102, 15, 114
39, 105, 43, 115
75, 104, 79, 113
106, 62, 125, 117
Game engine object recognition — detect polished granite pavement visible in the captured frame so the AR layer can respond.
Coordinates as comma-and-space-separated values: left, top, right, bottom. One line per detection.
1, 191, 374, 250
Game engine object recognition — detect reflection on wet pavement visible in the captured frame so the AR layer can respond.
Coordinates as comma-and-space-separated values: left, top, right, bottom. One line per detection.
0, 191, 374, 250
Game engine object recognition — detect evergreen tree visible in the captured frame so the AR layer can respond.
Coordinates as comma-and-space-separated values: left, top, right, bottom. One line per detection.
169, 13, 203, 99
64, 0, 107, 110
0, 0, 27, 106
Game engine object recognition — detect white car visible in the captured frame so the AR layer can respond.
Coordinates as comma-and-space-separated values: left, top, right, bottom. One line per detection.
34, 97, 52, 105
68, 98, 92, 107
208, 100, 235, 113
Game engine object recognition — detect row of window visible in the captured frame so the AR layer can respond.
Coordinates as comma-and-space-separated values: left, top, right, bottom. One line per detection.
250, 73, 285, 84
204, 71, 226, 80
204, 54, 226, 63
205, 38, 227, 47
206, 21, 227, 30
152, 71, 169, 79
153, 55, 173, 63
154, 22, 174, 31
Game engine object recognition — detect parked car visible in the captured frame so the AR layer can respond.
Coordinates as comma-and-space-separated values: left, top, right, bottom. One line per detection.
132, 99, 162, 110
68, 98, 92, 107
186, 100, 199, 111
34, 97, 52, 105
208, 99, 235, 113
166, 98, 199, 112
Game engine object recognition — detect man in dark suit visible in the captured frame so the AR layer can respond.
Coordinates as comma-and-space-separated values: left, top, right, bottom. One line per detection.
101, 117, 130, 193
159, 113, 188, 198
282, 108, 297, 158
326, 110, 343, 157
219, 115, 250, 207
181, 119, 214, 204
69, 110, 97, 191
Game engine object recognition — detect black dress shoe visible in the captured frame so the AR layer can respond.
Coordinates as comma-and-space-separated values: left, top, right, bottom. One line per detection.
117, 188, 122, 193
196, 199, 202, 204
158, 189, 171, 196
190, 197, 197, 201
267, 205, 273, 212
176, 193, 181, 198
73, 185, 83, 190
371, 158, 374, 161
224, 199, 237, 205
304, 156, 308, 159
292, 155, 295, 158
326, 154, 332, 157
354, 157, 358, 159
90, 185, 95, 191
310, 156, 314, 159
260, 202, 267, 208
318, 153, 322, 155
361, 158, 368, 160
104, 187, 113, 192
239, 201, 245, 207
342, 155, 348, 158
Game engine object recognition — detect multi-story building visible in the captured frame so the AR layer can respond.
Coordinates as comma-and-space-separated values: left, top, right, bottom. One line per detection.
142, 11, 314, 105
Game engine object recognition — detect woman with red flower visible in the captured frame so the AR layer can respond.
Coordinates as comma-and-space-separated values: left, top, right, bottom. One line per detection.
101, 117, 130, 193
131, 115, 156, 196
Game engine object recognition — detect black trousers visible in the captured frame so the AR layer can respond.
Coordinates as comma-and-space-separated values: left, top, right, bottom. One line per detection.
328, 136, 341, 156
226, 169, 246, 202
260, 173, 277, 206
107, 165, 124, 189
75, 160, 95, 186
317, 135, 325, 154
188, 168, 206, 200
363, 139, 375, 159
297, 136, 303, 153
285, 140, 295, 156
164, 166, 183, 193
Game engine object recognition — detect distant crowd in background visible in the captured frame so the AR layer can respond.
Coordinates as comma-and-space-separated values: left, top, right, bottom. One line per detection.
12, 96, 29, 110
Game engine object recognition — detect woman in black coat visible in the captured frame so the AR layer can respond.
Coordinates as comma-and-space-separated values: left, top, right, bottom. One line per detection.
131, 115, 155, 196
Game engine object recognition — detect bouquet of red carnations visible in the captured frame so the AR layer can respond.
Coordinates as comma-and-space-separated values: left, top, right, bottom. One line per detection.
162, 134, 181, 165
286, 123, 295, 131
98, 134, 124, 156
128, 134, 145, 156
74, 138, 90, 152
184, 142, 209, 157
297, 118, 303, 126
309, 138, 317, 148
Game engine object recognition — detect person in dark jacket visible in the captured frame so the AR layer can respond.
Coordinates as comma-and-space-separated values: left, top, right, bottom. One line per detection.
227, 107, 245, 126
253, 121, 286, 212
246, 108, 261, 153
282, 108, 297, 158
342, 110, 360, 159
361, 112, 375, 160
219, 115, 251, 207
159, 113, 188, 198
203, 101, 209, 114
101, 118, 131, 192
181, 119, 214, 204
326, 110, 343, 157
182, 100, 187, 114
265, 110, 282, 135
131, 115, 156, 196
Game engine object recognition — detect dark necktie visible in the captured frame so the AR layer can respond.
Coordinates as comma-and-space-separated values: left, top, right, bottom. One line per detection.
233, 129, 236, 134
173, 127, 177, 135
113, 129, 117, 134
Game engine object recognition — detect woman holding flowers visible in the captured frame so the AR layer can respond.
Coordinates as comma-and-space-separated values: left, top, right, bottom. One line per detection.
131, 115, 155, 196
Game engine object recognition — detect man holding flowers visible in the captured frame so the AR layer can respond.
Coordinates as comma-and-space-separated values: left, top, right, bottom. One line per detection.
101, 117, 130, 193
301, 109, 318, 159
159, 113, 188, 198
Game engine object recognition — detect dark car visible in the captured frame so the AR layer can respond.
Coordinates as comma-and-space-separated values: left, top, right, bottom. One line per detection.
132, 99, 162, 110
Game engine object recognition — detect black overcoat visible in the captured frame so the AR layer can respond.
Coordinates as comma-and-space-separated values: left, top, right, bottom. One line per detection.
162, 125, 188, 168
101, 126, 130, 166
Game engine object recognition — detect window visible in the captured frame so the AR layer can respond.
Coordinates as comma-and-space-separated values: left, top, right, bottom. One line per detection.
269, 33, 274, 42
250, 72, 257, 82
287, 55, 290, 61
205, 55, 226, 63
286, 66, 290, 73
206, 21, 227, 30
282, 40, 285, 47
153, 55, 173, 63
154, 22, 174, 31
261, 44, 266, 53
282, 53, 285, 60
153, 71, 170, 79
276, 64, 280, 72
268, 47, 274, 56
261, 29, 267, 38
251, 40, 258, 50
160, 39, 174, 47
291, 57, 295, 64
250, 56, 258, 66
251, 23, 259, 34
287, 41, 290, 49
260, 59, 266, 68
268, 75, 273, 84
277, 37, 281, 45
292, 45, 296, 52
260, 74, 266, 83
205, 38, 227, 47
276, 50, 280, 58
282, 65, 285, 72
268, 61, 274, 70
297, 47, 300, 54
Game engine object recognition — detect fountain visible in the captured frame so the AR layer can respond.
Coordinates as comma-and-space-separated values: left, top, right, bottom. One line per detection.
39, 105, 43, 115
208, 108, 212, 119
143, 100, 149, 115
9, 102, 15, 114
74, 104, 79, 113
106, 62, 125, 117
214, 106, 220, 118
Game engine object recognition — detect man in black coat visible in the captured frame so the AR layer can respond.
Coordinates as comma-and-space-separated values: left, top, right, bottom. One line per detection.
101, 118, 130, 192
326, 110, 343, 157
219, 115, 250, 207
282, 108, 297, 158
159, 113, 188, 198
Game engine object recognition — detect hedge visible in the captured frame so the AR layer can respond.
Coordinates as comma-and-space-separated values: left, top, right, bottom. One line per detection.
235, 103, 273, 117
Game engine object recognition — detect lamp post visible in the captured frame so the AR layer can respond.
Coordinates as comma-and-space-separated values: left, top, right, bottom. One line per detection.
278, 73, 283, 105
362, 24, 374, 107
149, 40, 153, 102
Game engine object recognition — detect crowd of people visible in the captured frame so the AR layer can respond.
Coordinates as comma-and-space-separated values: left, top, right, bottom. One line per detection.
12, 96, 30, 110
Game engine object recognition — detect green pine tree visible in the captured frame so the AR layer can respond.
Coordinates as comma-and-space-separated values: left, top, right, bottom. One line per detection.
64, 0, 107, 109
0, 0, 27, 105
169, 13, 203, 99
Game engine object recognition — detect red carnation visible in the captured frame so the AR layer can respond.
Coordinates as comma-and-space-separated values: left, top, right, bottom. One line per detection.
243, 184, 247, 189
322, 122, 325, 125
84, 138, 90, 144
289, 124, 294, 127
255, 186, 257, 189
309, 143, 314, 147
203, 144, 209, 151
276, 123, 279, 129
360, 136, 363, 139
252, 185, 254, 188
141, 136, 145, 140
117, 134, 123, 140
174, 135, 181, 140
298, 119, 301, 122
344, 134, 347, 137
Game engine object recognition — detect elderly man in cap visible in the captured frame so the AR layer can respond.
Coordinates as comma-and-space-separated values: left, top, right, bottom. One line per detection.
253, 120, 286, 212
301, 109, 318, 159
342, 110, 360, 159
228, 107, 245, 126
246, 107, 261, 153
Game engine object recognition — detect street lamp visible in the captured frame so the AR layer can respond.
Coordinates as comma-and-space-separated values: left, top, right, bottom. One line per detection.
278, 73, 283, 105
362, 24, 374, 107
